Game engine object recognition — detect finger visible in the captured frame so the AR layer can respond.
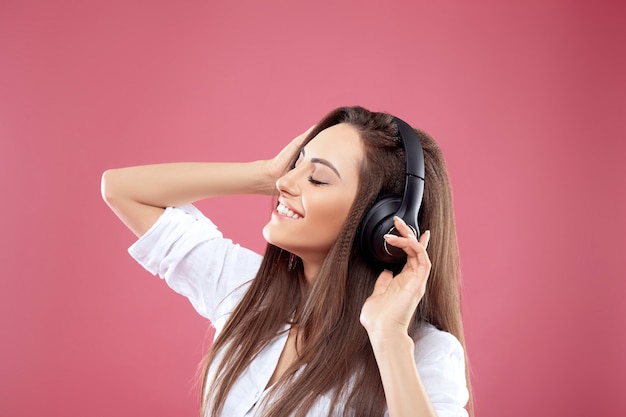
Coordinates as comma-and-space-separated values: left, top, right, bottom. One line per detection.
393, 216, 417, 239
382, 235, 431, 296
419, 230, 431, 251
383, 234, 419, 262
293, 125, 316, 144
371, 269, 393, 296
303, 124, 316, 136
383, 232, 431, 270
391, 216, 431, 255
287, 125, 316, 149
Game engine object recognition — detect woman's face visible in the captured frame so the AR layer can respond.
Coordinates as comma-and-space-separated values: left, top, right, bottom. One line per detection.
263, 123, 364, 271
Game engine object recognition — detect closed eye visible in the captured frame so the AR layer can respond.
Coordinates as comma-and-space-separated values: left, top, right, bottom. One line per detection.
308, 176, 328, 186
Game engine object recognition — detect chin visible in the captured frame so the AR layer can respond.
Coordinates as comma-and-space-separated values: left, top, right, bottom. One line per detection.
262, 223, 284, 249
261, 224, 275, 246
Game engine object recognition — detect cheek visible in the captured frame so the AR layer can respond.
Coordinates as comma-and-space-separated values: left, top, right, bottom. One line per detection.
308, 193, 355, 234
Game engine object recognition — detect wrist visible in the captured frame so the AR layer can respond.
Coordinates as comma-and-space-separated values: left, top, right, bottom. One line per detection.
367, 329, 414, 354
253, 160, 280, 195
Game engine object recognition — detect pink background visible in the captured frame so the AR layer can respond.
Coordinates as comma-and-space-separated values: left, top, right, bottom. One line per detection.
1, 1, 624, 416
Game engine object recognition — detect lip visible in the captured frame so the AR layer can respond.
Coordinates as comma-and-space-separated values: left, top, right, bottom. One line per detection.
277, 198, 304, 218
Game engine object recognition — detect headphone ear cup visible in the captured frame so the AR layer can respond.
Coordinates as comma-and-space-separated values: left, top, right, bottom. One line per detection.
359, 195, 406, 264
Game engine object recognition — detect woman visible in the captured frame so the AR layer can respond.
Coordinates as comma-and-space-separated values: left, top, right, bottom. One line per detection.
101, 106, 471, 417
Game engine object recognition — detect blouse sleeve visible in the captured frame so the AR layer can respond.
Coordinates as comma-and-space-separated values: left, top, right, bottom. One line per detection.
127, 204, 263, 325
413, 325, 470, 417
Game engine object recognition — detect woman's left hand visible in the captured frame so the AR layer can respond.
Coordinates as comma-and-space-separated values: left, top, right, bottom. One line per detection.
360, 216, 432, 340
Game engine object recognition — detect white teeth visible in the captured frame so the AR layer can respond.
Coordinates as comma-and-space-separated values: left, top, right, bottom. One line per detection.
277, 203, 302, 219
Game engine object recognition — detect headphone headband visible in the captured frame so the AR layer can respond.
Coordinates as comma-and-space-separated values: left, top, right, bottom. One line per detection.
393, 117, 425, 180
391, 117, 425, 231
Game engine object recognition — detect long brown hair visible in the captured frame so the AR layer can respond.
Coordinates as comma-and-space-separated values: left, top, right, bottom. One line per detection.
199, 106, 471, 416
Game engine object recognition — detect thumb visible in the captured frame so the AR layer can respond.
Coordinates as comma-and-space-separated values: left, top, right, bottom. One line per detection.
371, 270, 393, 296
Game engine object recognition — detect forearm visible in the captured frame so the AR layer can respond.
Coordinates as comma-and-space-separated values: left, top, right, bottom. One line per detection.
101, 160, 275, 236
370, 333, 438, 417
102, 161, 275, 206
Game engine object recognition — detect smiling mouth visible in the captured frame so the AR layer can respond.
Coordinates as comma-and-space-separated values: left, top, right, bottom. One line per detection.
276, 202, 303, 219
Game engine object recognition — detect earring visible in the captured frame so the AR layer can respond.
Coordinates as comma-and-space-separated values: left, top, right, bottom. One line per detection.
288, 253, 297, 271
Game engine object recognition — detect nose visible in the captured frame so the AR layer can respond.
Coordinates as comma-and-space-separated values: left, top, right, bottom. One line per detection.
275, 167, 301, 196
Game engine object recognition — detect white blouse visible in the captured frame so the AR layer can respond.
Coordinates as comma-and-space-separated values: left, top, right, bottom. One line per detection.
129, 204, 469, 417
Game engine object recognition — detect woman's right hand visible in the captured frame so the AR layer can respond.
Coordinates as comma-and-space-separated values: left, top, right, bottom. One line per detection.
265, 126, 315, 182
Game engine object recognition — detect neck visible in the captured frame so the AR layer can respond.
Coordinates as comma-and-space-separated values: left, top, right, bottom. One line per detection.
300, 258, 322, 283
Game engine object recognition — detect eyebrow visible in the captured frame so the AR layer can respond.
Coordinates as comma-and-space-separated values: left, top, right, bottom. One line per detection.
301, 149, 342, 179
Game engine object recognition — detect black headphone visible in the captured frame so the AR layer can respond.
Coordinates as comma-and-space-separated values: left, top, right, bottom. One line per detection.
358, 116, 425, 266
